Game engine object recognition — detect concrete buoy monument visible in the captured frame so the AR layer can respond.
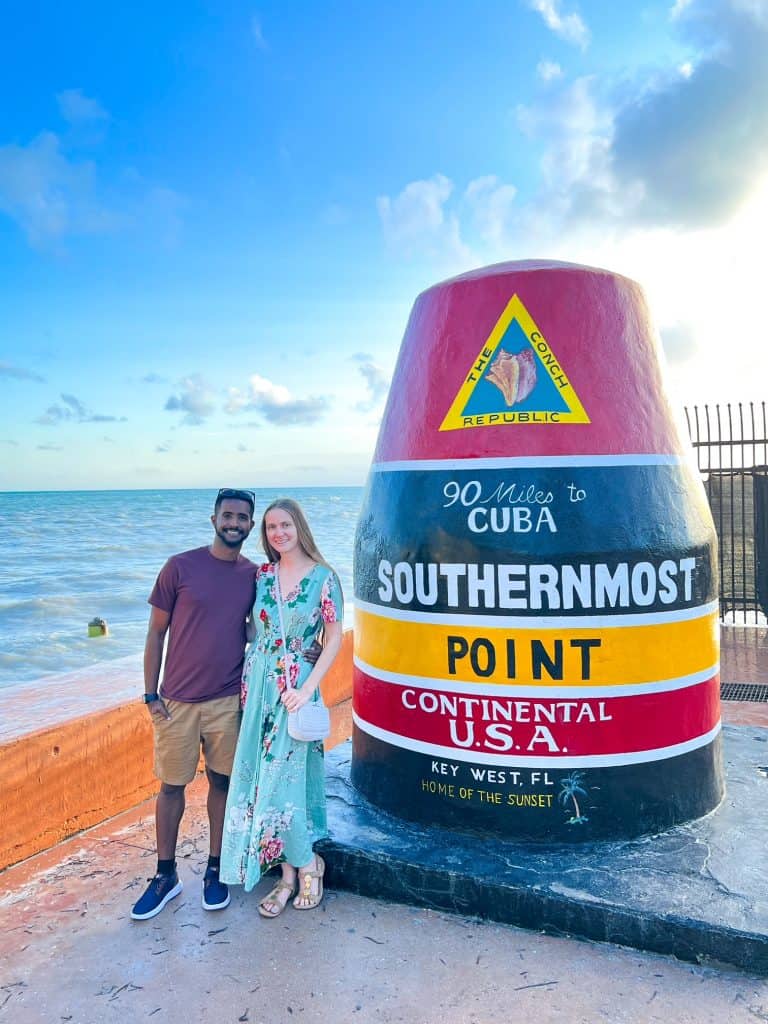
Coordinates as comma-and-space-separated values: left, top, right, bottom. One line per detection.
352, 260, 722, 841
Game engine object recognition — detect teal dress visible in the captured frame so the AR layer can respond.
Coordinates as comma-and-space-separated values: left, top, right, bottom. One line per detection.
221, 562, 343, 890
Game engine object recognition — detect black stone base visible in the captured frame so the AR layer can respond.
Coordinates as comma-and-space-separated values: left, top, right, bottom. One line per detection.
318, 725, 768, 975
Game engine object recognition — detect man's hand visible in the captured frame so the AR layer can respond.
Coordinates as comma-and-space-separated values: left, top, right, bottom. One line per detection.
304, 638, 323, 665
147, 698, 172, 721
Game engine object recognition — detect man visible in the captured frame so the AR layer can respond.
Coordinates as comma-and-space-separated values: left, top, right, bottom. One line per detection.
131, 488, 259, 921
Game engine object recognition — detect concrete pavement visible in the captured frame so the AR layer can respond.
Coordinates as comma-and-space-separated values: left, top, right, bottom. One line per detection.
2, 773, 767, 1024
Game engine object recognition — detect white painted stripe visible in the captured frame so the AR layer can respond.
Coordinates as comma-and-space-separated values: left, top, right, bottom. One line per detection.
352, 712, 722, 769
353, 597, 719, 629
371, 454, 689, 472
353, 656, 720, 698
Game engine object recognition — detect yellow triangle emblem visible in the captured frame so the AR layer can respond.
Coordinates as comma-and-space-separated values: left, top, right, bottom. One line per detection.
439, 294, 590, 431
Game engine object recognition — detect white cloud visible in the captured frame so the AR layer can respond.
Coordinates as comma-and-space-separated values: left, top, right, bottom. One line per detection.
251, 15, 268, 49
165, 376, 216, 425
607, 2, 768, 228
537, 60, 564, 81
56, 89, 110, 125
36, 392, 126, 425
377, 173, 518, 261
384, 6, 768, 255
351, 354, 390, 412
0, 362, 45, 382
0, 132, 117, 246
732, 0, 768, 24
0, 122, 183, 249
527, 0, 590, 48
516, 76, 617, 205
508, 0, 768, 235
463, 176, 518, 247
377, 174, 469, 261
659, 321, 698, 363
670, 0, 695, 17
225, 375, 329, 425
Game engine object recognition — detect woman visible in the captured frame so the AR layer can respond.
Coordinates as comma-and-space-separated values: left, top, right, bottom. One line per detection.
220, 498, 343, 915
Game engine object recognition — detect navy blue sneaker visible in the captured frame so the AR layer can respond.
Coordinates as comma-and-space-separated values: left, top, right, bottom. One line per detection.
130, 871, 183, 921
202, 866, 230, 911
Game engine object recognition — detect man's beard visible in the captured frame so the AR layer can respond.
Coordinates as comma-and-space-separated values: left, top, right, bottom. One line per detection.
216, 526, 246, 549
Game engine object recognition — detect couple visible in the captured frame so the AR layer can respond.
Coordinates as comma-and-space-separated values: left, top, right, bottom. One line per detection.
131, 488, 343, 922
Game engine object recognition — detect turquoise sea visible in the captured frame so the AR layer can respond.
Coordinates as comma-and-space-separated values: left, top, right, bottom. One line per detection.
0, 487, 363, 691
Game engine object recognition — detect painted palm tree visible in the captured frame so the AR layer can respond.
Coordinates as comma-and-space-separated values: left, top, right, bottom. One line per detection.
559, 771, 588, 825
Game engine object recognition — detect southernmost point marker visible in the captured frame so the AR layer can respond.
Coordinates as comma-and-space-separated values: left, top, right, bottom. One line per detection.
351, 260, 723, 841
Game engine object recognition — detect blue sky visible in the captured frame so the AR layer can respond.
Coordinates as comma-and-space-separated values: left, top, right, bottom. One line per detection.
1, 0, 767, 490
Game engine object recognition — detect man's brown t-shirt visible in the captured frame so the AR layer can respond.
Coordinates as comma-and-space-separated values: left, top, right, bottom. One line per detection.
149, 546, 257, 703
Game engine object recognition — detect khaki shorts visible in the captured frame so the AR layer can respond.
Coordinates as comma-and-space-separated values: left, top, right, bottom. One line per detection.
153, 694, 241, 786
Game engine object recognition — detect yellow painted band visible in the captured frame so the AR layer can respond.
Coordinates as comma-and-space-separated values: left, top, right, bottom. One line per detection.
354, 607, 718, 687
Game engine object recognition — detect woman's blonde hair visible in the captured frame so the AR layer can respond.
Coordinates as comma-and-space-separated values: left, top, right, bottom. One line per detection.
260, 498, 329, 567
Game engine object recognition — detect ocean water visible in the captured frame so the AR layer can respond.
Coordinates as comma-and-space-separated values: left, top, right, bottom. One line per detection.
0, 487, 363, 691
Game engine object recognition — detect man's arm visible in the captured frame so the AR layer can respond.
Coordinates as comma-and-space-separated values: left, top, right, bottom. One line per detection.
144, 606, 172, 720
304, 635, 323, 665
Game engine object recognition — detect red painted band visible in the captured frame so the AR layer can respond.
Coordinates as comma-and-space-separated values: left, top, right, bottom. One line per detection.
353, 668, 720, 759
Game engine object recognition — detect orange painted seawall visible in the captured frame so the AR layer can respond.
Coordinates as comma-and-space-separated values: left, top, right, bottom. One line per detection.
0, 630, 354, 871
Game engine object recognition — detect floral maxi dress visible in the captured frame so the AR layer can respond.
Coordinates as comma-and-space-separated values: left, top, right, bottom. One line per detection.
220, 563, 343, 890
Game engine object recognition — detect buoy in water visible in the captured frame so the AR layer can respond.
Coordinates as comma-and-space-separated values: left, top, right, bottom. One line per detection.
88, 617, 108, 638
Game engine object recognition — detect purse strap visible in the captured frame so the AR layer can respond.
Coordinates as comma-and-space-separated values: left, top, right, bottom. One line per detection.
273, 564, 292, 683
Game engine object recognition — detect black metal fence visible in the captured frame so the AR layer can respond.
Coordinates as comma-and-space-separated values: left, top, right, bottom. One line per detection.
684, 402, 768, 624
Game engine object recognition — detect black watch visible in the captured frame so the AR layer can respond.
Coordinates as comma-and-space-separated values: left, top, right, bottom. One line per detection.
143, 693, 160, 704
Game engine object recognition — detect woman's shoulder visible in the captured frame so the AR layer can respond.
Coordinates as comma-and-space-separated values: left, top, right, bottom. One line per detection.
318, 565, 343, 600
305, 562, 339, 595
315, 562, 339, 583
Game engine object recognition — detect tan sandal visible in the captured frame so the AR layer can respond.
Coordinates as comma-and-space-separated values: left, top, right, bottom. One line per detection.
293, 854, 325, 911
258, 878, 296, 918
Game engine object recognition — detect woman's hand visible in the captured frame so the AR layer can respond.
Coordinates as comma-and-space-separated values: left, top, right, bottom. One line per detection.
281, 685, 312, 713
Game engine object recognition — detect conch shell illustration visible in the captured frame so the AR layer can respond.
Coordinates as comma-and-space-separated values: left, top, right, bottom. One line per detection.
485, 348, 537, 406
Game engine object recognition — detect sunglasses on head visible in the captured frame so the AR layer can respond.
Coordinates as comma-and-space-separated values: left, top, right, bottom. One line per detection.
216, 487, 256, 505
